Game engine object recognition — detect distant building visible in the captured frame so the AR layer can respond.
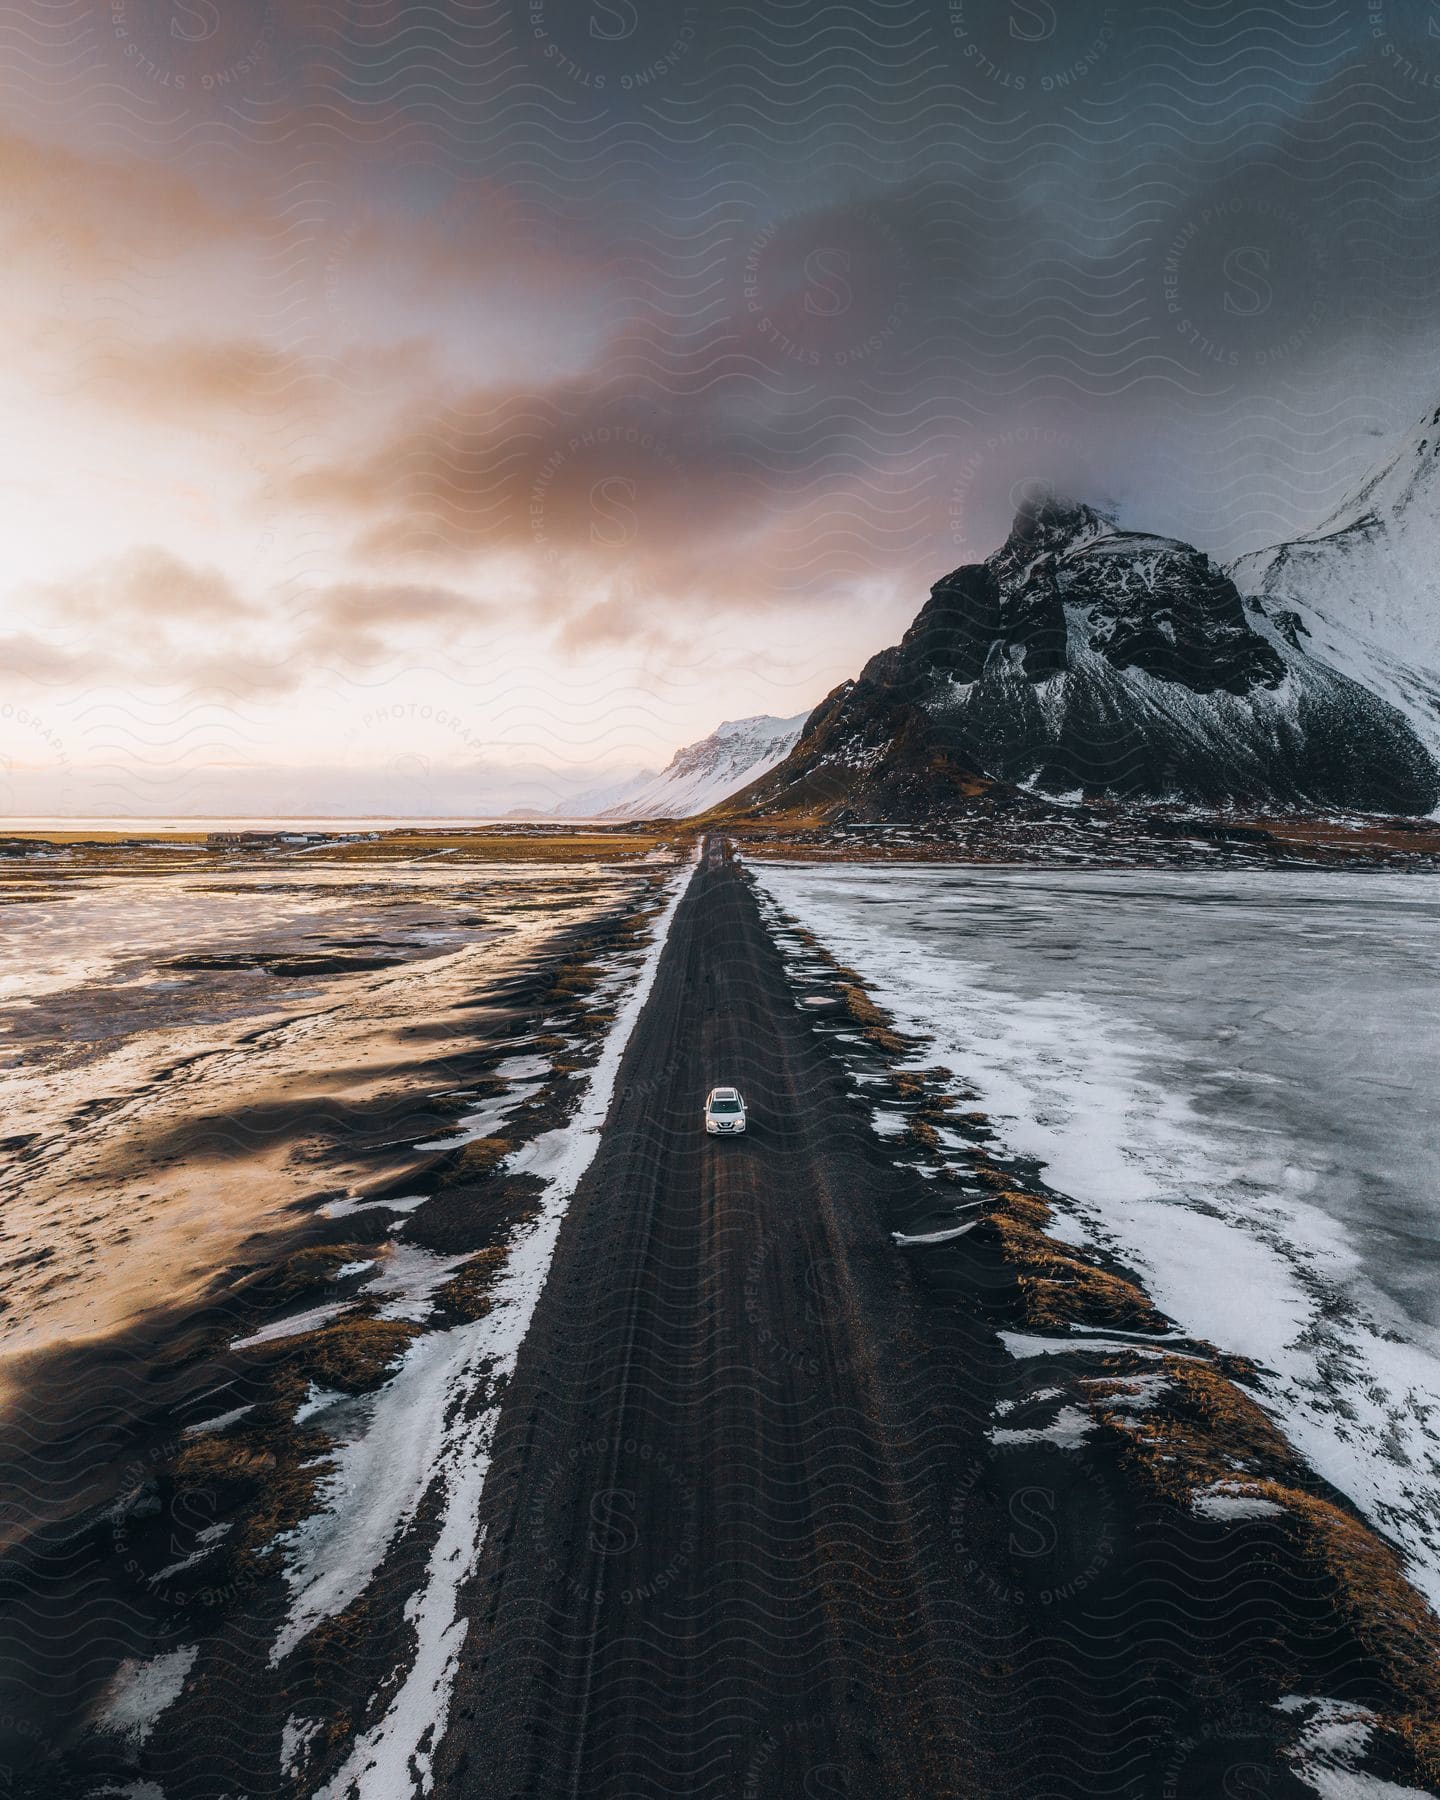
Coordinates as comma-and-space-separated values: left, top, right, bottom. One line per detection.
206, 830, 288, 849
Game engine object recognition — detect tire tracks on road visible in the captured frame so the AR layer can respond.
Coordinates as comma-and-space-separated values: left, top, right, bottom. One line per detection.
436, 847, 989, 1798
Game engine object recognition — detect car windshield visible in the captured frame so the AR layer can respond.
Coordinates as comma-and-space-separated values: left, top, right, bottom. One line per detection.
710, 1096, 742, 1113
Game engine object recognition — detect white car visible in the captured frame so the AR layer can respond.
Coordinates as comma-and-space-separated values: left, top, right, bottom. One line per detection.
704, 1087, 747, 1135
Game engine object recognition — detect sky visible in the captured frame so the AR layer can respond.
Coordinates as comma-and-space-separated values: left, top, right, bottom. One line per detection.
4, 0, 1440, 817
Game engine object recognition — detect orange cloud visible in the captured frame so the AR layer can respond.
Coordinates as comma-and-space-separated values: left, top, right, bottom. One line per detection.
17, 551, 499, 697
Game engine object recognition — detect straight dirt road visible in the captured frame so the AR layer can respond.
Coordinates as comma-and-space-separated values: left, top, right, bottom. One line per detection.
432, 841, 1333, 1800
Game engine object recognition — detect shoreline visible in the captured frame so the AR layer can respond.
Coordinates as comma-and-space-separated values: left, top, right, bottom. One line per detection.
752, 864, 1440, 1793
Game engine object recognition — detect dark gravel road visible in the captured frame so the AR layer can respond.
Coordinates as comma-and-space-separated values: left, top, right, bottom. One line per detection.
436, 843, 997, 1797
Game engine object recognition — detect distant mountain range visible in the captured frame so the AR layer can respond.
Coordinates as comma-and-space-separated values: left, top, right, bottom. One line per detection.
712, 404, 1440, 823
566, 713, 809, 820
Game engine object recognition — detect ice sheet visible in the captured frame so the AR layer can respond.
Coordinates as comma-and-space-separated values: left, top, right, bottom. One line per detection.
756, 863, 1440, 1609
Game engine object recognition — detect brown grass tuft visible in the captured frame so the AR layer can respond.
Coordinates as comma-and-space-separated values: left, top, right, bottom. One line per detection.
1276, 1485, 1440, 1775
289, 1317, 419, 1393
991, 1187, 1050, 1228
275, 1245, 374, 1295
1095, 1364, 1440, 1786
988, 1187, 1167, 1335
1097, 1357, 1296, 1498
840, 982, 888, 1029
174, 1437, 277, 1487
175, 1417, 334, 1556
435, 1246, 509, 1321
453, 1136, 511, 1178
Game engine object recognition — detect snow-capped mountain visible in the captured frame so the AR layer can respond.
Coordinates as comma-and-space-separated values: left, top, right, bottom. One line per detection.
720, 496, 1439, 821
1230, 402, 1440, 764
568, 713, 809, 820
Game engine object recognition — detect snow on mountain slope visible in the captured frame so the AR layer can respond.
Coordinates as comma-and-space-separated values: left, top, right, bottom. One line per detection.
727, 496, 1439, 820
1230, 402, 1440, 768
567, 714, 809, 820
1233, 403, 1440, 668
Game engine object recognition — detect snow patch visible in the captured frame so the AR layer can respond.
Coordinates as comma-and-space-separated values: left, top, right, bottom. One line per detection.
322, 1192, 429, 1221
183, 1402, 255, 1437
1002, 1330, 1189, 1362
1275, 1697, 1433, 1799
1193, 1482, 1286, 1522
367, 1243, 469, 1323
94, 1645, 198, 1748
282, 1714, 325, 1779
990, 1405, 1094, 1449
892, 1221, 980, 1246
294, 1383, 348, 1425
415, 1080, 543, 1151
232, 1299, 353, 1350
150, 1522, 233, 1582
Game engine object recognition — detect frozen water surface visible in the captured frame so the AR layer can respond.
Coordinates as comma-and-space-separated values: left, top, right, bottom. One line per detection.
755, 863, 1440, 1609
0, 863, 631, 1365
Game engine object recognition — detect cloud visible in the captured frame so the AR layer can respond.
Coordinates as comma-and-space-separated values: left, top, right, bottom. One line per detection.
9, 0, 1440, 746
38, 547, 257, 627
287, 367, 741, 573
95, 338, 315, 419
0, 127, 264, 275
257, 175, 1131, 645
0, 634, 101, 686
13, 553, 499, 698
297, 580, 500, 672
86, 335, 441, 433
313, 581, 492, 630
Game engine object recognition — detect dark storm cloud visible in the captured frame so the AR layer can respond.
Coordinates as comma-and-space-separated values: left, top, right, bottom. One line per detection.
213, 0, 1434, 611
285, 361, 764, 633
10, 0, 1440, 658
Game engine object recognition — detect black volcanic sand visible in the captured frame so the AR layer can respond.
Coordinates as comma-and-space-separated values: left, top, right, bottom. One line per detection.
0, 876, 670, 1795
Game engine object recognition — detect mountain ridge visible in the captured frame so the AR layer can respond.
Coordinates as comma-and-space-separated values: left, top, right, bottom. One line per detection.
711, 486, 1440, 823
565, 712, 809, 820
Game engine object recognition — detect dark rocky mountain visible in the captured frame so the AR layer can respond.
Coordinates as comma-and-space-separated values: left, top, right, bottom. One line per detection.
715, 496, 1439, 821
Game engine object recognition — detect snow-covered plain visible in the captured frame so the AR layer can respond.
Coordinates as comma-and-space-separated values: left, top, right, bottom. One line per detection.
753, 863, 1440, 1611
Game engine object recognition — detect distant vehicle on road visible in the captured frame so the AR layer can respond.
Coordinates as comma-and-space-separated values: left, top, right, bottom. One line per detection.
704, 1087, 747, 1135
